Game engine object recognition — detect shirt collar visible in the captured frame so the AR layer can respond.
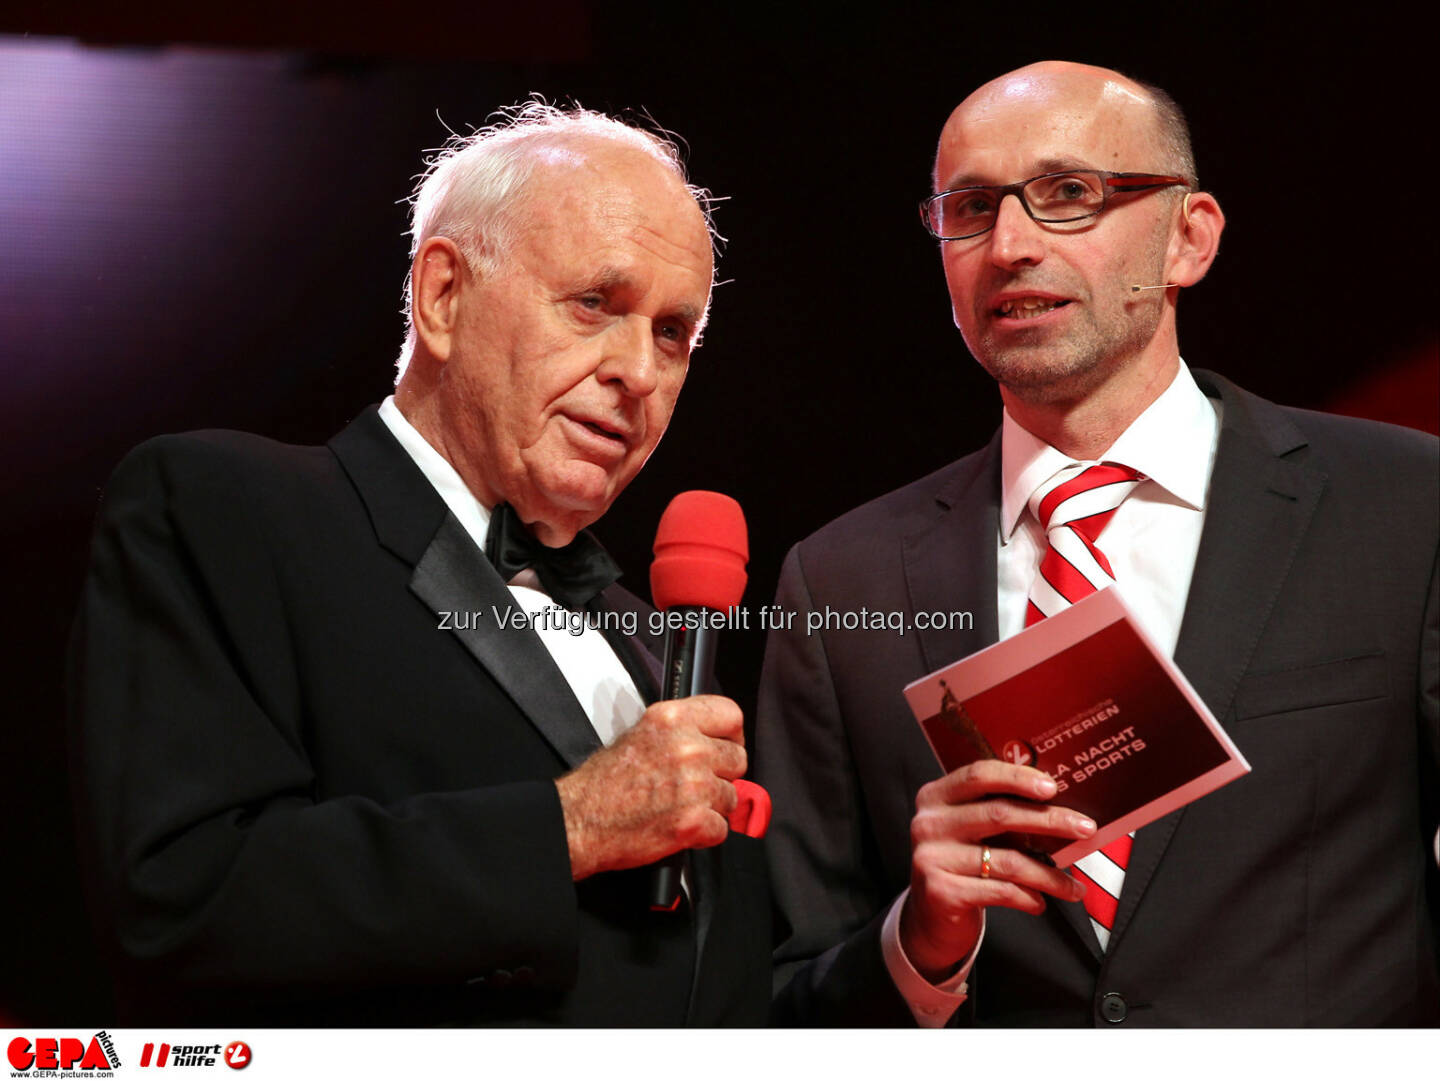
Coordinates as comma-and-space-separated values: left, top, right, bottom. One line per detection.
377, 395, 493, 554
1000, 359, 1218, 541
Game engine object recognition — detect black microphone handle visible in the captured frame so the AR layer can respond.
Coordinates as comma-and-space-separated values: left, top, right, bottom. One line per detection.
649, 611, 720, 910
661, 614, 719, 699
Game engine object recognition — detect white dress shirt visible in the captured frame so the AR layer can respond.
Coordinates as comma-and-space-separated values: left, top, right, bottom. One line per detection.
884, 361, 1223, 1025
377, 396, 647, 746
998, 361, 1221, 652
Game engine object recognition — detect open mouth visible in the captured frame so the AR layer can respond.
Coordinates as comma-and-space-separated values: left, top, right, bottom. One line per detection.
576, 419, 627, 445
996, 297, 1070, 320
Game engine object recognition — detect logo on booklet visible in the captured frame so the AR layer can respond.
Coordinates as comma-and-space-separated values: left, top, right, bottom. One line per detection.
1001, 739, 1036, 766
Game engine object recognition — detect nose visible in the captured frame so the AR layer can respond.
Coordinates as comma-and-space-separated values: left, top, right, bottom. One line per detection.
987, 193, 1045, 270
597, 315, 660, 398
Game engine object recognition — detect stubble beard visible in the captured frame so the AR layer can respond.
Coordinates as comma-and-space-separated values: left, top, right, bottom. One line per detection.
965, 260, 1170, 408
969, 308, 1159, 407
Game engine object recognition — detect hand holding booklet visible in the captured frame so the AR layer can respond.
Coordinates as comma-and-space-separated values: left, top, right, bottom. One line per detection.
903, 587, 1250, 868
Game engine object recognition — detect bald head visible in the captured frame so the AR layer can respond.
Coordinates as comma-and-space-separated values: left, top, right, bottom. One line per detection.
936, 62, 1194, 190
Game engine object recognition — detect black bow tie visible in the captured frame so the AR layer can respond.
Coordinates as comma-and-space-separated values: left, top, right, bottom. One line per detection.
483, 503, 621, 609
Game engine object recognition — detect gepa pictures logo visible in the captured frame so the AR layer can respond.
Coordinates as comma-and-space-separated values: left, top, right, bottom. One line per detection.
7, 1032, 120, 1075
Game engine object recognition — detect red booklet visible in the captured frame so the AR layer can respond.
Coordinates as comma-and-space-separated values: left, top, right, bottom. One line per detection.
903, 588, 1249, 868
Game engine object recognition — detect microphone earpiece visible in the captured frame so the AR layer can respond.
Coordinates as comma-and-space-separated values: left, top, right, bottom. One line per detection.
1133, 194, 1195, 292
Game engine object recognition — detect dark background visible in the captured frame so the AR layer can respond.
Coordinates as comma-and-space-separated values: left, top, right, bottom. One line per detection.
3, 3, 1436, 1023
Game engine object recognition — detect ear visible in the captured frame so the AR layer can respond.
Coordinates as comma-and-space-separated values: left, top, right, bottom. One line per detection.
411, 236, 468, 363
1166, 191, 1225, 288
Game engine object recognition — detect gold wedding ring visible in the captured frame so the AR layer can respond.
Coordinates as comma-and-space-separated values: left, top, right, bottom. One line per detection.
980, 846, 992, 879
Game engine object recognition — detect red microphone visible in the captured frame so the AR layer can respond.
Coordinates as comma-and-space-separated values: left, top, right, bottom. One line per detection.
647, 492, 768, 910
651, 490, 748, 698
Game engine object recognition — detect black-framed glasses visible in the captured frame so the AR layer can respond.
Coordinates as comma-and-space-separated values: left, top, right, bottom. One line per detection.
919, 170, 1191, 240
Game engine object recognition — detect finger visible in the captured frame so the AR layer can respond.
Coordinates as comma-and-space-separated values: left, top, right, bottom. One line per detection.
915, 843, 1086, 906
962, 876, 1052, 916
916, 837, 1084, 900
913, 797, 1095, 845
684, 695, 745, 742
679, 807, 730, 849
712, 776, 738, 817
911, 861, 1052, 919
972, 843, 1087, 903
920, 759, 1059, 807
706, 737, 748, 781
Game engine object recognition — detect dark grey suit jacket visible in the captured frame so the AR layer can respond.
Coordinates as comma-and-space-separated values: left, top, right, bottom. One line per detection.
68, 407, 769, 1026
758, 370, 1440, 1026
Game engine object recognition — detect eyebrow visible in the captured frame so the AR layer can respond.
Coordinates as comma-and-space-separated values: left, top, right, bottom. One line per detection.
674, 305, 703, 332
938, 157, 1100, 192
587, 267, 704, 329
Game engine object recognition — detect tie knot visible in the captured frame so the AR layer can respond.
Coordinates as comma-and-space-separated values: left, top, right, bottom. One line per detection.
1029, 462, 1145, 534
484, 503, 621, 609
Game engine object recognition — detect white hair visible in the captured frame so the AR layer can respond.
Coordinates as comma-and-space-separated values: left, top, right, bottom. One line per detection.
395, 99, 718, 379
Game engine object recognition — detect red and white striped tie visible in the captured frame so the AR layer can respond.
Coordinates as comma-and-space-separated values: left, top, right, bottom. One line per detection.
1024, 461, 1143, 950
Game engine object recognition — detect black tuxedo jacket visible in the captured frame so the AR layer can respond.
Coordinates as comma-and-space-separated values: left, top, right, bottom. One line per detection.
68, 407, 768, 1026
758, 371, 1439, 1026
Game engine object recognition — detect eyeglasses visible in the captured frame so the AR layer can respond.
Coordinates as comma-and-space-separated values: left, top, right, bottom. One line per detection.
919, 170, 1191, 241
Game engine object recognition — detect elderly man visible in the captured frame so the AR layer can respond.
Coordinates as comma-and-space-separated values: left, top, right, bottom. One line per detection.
68, 103, 768, 1026
759, 62, 1439, 1026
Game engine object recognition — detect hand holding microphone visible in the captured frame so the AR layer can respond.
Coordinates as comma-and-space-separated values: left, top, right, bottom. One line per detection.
553, 492, 769, 893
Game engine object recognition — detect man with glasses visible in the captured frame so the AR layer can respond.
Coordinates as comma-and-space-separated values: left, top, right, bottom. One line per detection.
758, 61, 1439, 1025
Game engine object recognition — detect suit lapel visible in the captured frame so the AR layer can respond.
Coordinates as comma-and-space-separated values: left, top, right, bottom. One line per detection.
1108, 370, 1328, 948
412, 514, 603, 768
905, 431, 1003, 672
330, 408, 602, 770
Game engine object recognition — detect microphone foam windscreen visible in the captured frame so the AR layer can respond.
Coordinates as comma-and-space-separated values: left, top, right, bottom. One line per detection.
650, 490, 748, 611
